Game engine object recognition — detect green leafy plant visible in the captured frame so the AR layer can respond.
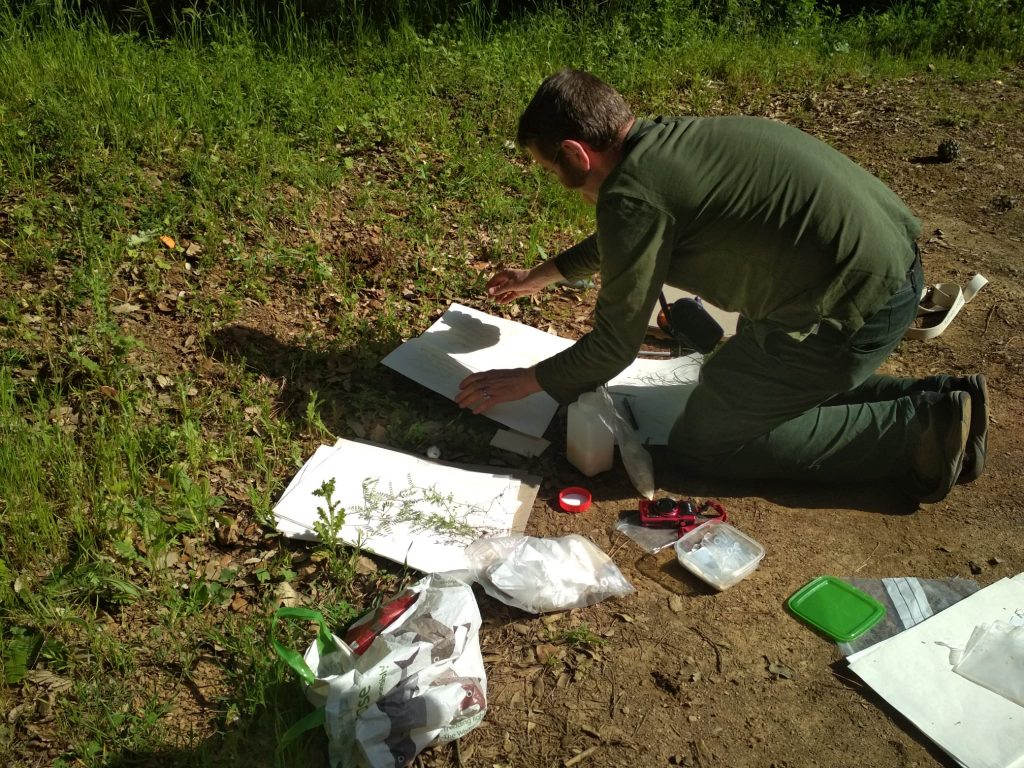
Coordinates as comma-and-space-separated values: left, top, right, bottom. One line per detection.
558, 623, 607, 650
311, 477, 360, 583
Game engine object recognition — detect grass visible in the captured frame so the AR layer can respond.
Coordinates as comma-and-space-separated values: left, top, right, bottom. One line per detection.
0, 0, 1021, 765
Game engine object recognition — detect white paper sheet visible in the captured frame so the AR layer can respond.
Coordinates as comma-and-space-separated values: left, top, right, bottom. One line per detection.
382, 303, 702, 444
490, 429, 551, 457
848, 575, 1024, 768
607, 354, 702, 445
382, 303, 573, 437
273, 438, 535, 573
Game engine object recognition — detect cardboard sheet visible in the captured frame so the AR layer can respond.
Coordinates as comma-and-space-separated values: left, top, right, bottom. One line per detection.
381, 303, 572, 437
383, 303, 702, 444
489, 429, 551, 457
274, 438, 538, 573
607, 354, 702, 445
848, 574, 1024, 768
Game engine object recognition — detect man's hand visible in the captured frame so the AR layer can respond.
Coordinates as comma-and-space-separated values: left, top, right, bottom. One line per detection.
486, 269, 543, 303
455, 368, 542, 414
486, 260, 565, 303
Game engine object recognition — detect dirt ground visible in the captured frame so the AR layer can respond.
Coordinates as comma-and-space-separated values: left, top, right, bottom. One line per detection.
405, 70, 1024, 768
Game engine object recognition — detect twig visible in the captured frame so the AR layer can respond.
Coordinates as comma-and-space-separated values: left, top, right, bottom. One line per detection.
830, 668, 867, 690
983, 304, 998, 335
608, 665, 617, 718
630, 703, 656, 739
607, 530, 628, 559
690, 739, 710, 767
852, 541, 881, 573
690, 626, 723, 673
563, 746, 600, 767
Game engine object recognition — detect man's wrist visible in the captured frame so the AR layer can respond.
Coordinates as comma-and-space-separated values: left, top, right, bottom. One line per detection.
530, 260, 564, 290
523, 366, 542, 396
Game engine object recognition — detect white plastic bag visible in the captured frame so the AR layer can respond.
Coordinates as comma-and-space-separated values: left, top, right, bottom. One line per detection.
595, 387, 655, 500
273, 574, 486, 768
952, 620, 1024, 706
463, 534, 634, 613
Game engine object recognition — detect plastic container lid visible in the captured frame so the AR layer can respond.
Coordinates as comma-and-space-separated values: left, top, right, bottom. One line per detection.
674, 520, 765, 590
787, 576, 886, 642
558, 486, 592, 513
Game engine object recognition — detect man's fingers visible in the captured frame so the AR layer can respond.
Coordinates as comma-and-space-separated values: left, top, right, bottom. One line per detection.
456, 389, 494, 414
455, 374, 503, 413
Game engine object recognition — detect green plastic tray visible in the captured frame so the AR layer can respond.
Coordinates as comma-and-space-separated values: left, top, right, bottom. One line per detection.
787, 576, 886, 642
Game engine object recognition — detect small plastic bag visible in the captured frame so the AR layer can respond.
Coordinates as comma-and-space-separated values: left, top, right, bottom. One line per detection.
614, 512, 678, 554
952, 620, 1024, 706
463, 534, 634, 613
594, 387, 655, 500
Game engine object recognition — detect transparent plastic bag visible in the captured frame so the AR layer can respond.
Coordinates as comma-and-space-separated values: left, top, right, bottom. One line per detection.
463, 534, 634, 613
595, 387, 655, 500
614, 511, 678, 554
952, 620, 1024, 706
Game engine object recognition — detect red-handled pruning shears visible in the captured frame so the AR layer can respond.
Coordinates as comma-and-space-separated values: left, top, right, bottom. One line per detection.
638, 497, 728, 538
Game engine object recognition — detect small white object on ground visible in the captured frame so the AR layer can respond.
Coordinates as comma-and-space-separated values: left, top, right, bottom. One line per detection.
426, 445, 441, 460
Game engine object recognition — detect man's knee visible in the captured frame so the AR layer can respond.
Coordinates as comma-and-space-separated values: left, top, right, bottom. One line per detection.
669, 389, 752, 458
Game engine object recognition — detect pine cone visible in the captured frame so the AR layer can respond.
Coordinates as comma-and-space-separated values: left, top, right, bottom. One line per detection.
937, 137, 961, 163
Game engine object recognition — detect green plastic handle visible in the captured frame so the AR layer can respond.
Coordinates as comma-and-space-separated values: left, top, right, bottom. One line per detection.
271, 606, 341, 686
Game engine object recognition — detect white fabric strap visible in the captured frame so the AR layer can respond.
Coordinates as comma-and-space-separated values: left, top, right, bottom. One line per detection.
905, 273, 988, 340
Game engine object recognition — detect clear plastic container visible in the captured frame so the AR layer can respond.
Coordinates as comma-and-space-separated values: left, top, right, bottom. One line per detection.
674, 520, 765, 590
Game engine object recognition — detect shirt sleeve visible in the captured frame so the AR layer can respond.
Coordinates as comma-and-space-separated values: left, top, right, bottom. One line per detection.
535, 196, 676, 404
553, 233, 600, 281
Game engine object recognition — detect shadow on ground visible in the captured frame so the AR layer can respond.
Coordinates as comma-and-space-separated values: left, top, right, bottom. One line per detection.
103, 682, 329, 768
649, 447, 921, 516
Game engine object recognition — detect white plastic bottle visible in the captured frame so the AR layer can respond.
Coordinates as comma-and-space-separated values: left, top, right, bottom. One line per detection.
566, 392, 615, 476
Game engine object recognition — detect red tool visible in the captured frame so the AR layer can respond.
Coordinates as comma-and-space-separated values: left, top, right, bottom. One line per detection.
638, 497, 727, 538
344, 591, 419, 655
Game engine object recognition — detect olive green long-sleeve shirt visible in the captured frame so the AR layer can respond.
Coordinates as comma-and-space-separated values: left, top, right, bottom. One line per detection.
534, 116, 922, 404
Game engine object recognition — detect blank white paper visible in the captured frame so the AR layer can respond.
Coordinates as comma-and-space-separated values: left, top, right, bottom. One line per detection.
381, 303, 573, 437
382, 303, 702, 443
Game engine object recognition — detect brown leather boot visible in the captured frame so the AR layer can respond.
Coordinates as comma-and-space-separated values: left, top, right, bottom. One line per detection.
952, 374, 987, 484
910, 391, 971, 503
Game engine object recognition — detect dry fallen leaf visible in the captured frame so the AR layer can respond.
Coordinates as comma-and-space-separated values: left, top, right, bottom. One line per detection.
767, 661, 795, 680
355, 555, 378, 574
160, 235, 176, 249
273, 582, 303, 608
535, 643, 560, 663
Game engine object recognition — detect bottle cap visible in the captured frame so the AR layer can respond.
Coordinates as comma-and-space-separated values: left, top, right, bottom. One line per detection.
558, 486, 592, 513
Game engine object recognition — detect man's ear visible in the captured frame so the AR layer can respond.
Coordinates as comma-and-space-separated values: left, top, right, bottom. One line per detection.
559, 139, 593, 172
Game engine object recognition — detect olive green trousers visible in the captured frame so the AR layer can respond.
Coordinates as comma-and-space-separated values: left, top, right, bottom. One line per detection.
669, 254, 946, 485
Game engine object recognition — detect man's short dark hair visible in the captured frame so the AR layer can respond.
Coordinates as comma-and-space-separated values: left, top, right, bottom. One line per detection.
516, 68, 634, 160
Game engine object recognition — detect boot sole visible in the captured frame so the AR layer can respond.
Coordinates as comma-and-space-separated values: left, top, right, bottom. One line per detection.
917, 391, 971, 503
957, 374, 988, 484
